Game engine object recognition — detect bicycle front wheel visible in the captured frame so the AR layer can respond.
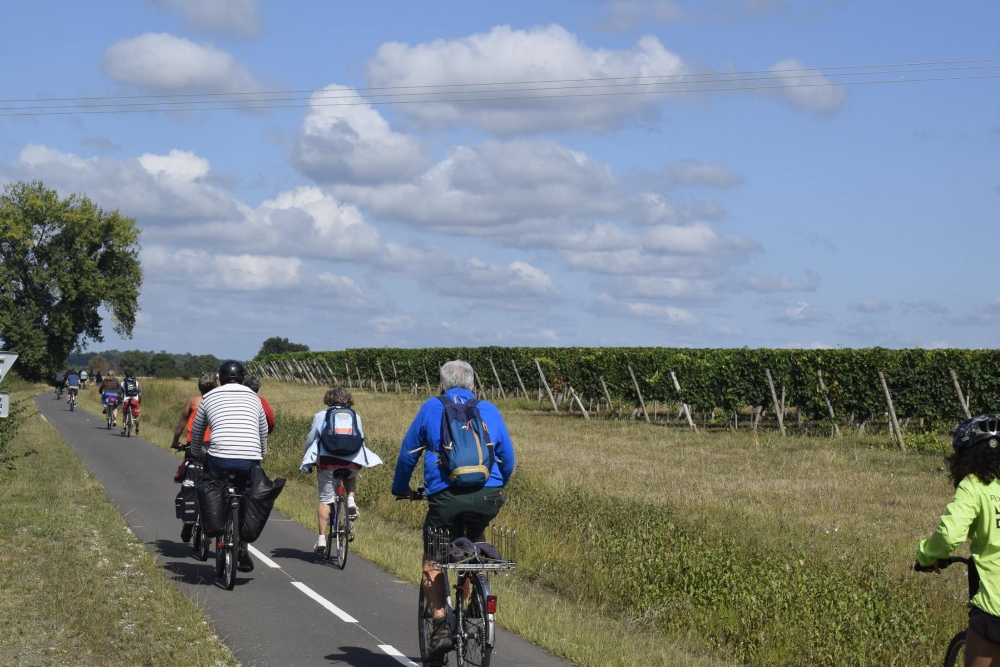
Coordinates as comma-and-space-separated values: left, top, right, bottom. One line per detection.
125, 413, 132, 437
193, 522, 210, 561
459, 574, 493, 667
335, 495, 350, 570
944, 630, 966, 667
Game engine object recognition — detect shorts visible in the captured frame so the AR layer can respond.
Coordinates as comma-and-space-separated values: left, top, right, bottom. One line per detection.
67, 386, 79, 394
122, 396, 140, 416
318, 467, 357, 504
970, 607, 1000, 645
424, 486, 506, 541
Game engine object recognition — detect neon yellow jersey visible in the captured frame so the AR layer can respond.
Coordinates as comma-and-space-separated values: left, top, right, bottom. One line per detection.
917, 474, 1000, 617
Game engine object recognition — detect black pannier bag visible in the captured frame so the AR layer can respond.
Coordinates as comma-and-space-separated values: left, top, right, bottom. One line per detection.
240, 463, 285, 543
195, 476, 226, 537
174, 485, 198, 522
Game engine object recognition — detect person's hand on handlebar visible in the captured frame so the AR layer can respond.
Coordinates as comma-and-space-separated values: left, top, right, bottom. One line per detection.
394, 487, 425, 500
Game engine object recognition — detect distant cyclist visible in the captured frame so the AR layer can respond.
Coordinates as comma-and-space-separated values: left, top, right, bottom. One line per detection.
100, 370, 120, 426
189, 360, 269, 573
54, 369, 65, 398
79, 369, 88, 388
65, 369, 81, 404
392, 360, 515, 659
119, 370, 142, 435
916, 415, 1000, 665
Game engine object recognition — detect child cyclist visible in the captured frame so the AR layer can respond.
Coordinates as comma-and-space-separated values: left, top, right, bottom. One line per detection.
300, 387, 381, 554
916, 415, 1000, 665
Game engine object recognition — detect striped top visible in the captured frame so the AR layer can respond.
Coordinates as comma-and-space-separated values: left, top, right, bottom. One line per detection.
189, 383, 268, 460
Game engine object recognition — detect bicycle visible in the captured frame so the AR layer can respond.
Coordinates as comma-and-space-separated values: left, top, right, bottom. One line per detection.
320, 468, 354, 569
121, 398, 136, 437
403, 489, 516, 667
104, 396, 117, 430
215, 471, 246, 590
68, 389, 77, 412
178, 460, 211, 561
916, 555, 978, 667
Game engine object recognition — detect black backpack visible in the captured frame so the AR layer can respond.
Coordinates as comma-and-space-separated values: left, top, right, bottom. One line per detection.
317, 407, 364, 459
123, 377, 139, 396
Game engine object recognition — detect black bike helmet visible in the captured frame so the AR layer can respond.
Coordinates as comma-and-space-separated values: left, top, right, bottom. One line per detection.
245, 376, 261, 393
953, 415, 1000, 453
218, 360, 246, 385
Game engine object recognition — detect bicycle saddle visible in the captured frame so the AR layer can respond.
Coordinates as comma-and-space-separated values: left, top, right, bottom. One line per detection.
332, 468, 354, 479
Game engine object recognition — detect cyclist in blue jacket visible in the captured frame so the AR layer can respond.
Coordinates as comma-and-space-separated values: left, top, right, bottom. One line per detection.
392, 360, 515, 659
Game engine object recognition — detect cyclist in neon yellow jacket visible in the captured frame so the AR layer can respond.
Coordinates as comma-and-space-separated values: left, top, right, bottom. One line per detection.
917, 414, 1000, 665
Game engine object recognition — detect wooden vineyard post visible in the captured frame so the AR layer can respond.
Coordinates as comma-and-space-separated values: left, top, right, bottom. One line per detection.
423, 363, 433, 394
816, 370, 840, 437
949, 369, 972, 419
345, 361, 352, 387
878, 371, 906, 451
627, 365, 650, 423
473, 370, 485, 399
376, 361, 387, 393
488, 358, 507, 399
534, 358, 559, 413
354, 364, 362, 388
569, 387, 590, 420
511, 360, 528, 398
765, 369, 786, 436
669, 369, 696, 431
390, 359, 401, 393
599, 376, 615, 414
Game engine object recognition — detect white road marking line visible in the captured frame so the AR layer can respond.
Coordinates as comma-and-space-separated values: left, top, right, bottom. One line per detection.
379, 645, 420, 666
291, 581, 357, 623
247, 545, 280, 569
40, 415, 48, 423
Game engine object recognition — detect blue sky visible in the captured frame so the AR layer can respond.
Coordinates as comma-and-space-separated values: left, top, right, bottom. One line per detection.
2, 1, 998, 358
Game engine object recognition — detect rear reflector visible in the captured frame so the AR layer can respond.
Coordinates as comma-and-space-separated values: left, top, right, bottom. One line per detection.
486, 595, 497, 614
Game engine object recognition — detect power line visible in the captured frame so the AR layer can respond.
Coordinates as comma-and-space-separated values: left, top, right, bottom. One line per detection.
3, 63, 999, 113
1, 56, 999, 106
2, 73, 996, 118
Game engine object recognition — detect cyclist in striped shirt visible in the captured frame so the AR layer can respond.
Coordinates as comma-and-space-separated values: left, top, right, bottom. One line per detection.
189, 360, 268, 572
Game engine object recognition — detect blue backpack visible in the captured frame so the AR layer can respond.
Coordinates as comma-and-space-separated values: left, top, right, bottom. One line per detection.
318, 407, 364, 459
436, 395, 495, 488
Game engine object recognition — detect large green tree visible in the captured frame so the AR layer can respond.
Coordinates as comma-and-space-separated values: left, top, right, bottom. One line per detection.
255, 336, 309, 360
0, 181, 142, 380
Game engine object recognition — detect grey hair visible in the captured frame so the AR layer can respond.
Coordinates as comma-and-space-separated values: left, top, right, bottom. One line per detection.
440, 360, 475, 391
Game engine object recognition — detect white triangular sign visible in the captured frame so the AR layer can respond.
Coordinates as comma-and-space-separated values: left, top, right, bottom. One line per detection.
0, 352, 20, 384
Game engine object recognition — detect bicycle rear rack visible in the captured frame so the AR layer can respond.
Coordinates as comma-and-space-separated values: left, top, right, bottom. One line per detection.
424, 525, 517, 572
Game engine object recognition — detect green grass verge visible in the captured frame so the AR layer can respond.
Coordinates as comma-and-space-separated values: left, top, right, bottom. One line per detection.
0, 385, 237, 667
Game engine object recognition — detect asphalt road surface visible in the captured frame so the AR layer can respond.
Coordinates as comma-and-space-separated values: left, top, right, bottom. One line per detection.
36, 395, 569, 667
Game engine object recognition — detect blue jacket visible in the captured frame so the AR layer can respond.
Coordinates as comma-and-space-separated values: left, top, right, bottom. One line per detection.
391, 388, 515, 497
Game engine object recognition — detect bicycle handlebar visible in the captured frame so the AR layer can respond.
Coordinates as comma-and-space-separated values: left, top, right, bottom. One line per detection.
395, 486, 426, 501
914, 555, 972, 572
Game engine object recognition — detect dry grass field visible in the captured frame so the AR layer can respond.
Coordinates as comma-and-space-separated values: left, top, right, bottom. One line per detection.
80, 377, 968, 666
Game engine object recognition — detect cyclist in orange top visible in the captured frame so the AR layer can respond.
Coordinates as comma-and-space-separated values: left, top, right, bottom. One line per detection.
171, 373, 217, 541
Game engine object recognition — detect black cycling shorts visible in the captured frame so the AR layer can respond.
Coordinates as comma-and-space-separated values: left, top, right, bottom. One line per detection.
970, 607, 1000, 645
423, 486, 506, 542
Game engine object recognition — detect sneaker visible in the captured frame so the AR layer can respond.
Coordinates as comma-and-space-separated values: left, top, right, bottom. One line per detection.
181, 523, 193, 543
237, 549, 254, 572
121, 428, 126, 435
314, 535, 327, 554
426, 618, 453, 658
347, 497, 359, 520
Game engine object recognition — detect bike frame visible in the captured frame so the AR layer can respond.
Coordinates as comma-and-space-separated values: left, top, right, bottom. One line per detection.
216, 473, 243, 590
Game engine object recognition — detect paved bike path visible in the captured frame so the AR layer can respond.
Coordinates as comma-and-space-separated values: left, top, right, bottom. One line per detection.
36, 395, 568, 667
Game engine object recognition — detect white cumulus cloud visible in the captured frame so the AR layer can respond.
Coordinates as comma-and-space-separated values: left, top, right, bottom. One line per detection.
149, 0, 261, 37
366, 25, 686, 134
664, 159, 744, 188
103, 33, 259, 94
768, 58, 847, 114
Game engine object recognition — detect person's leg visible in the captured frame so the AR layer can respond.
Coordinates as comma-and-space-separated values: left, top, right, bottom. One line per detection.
345, 474, 359, 518
966, 625, 1000, 666
315, 470, 334, 551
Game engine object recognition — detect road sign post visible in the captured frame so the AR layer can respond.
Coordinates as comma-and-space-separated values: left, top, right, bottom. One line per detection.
0, 352, 19, 419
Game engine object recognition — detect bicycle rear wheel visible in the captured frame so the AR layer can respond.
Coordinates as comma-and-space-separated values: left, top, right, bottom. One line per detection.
324, 503, 335, 561
944, 630, 966, 667
193, 522, 210, 561
223, 505, 239, 590
418, 585, 447, 666
459, 574, 492, 667
125, 412, 132, 437
335, 494, 350, 569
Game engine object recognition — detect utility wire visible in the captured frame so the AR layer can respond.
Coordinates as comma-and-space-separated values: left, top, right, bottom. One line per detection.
2, 72, 997, 118
3, 63, 999, 112
1, 56, 999, 106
